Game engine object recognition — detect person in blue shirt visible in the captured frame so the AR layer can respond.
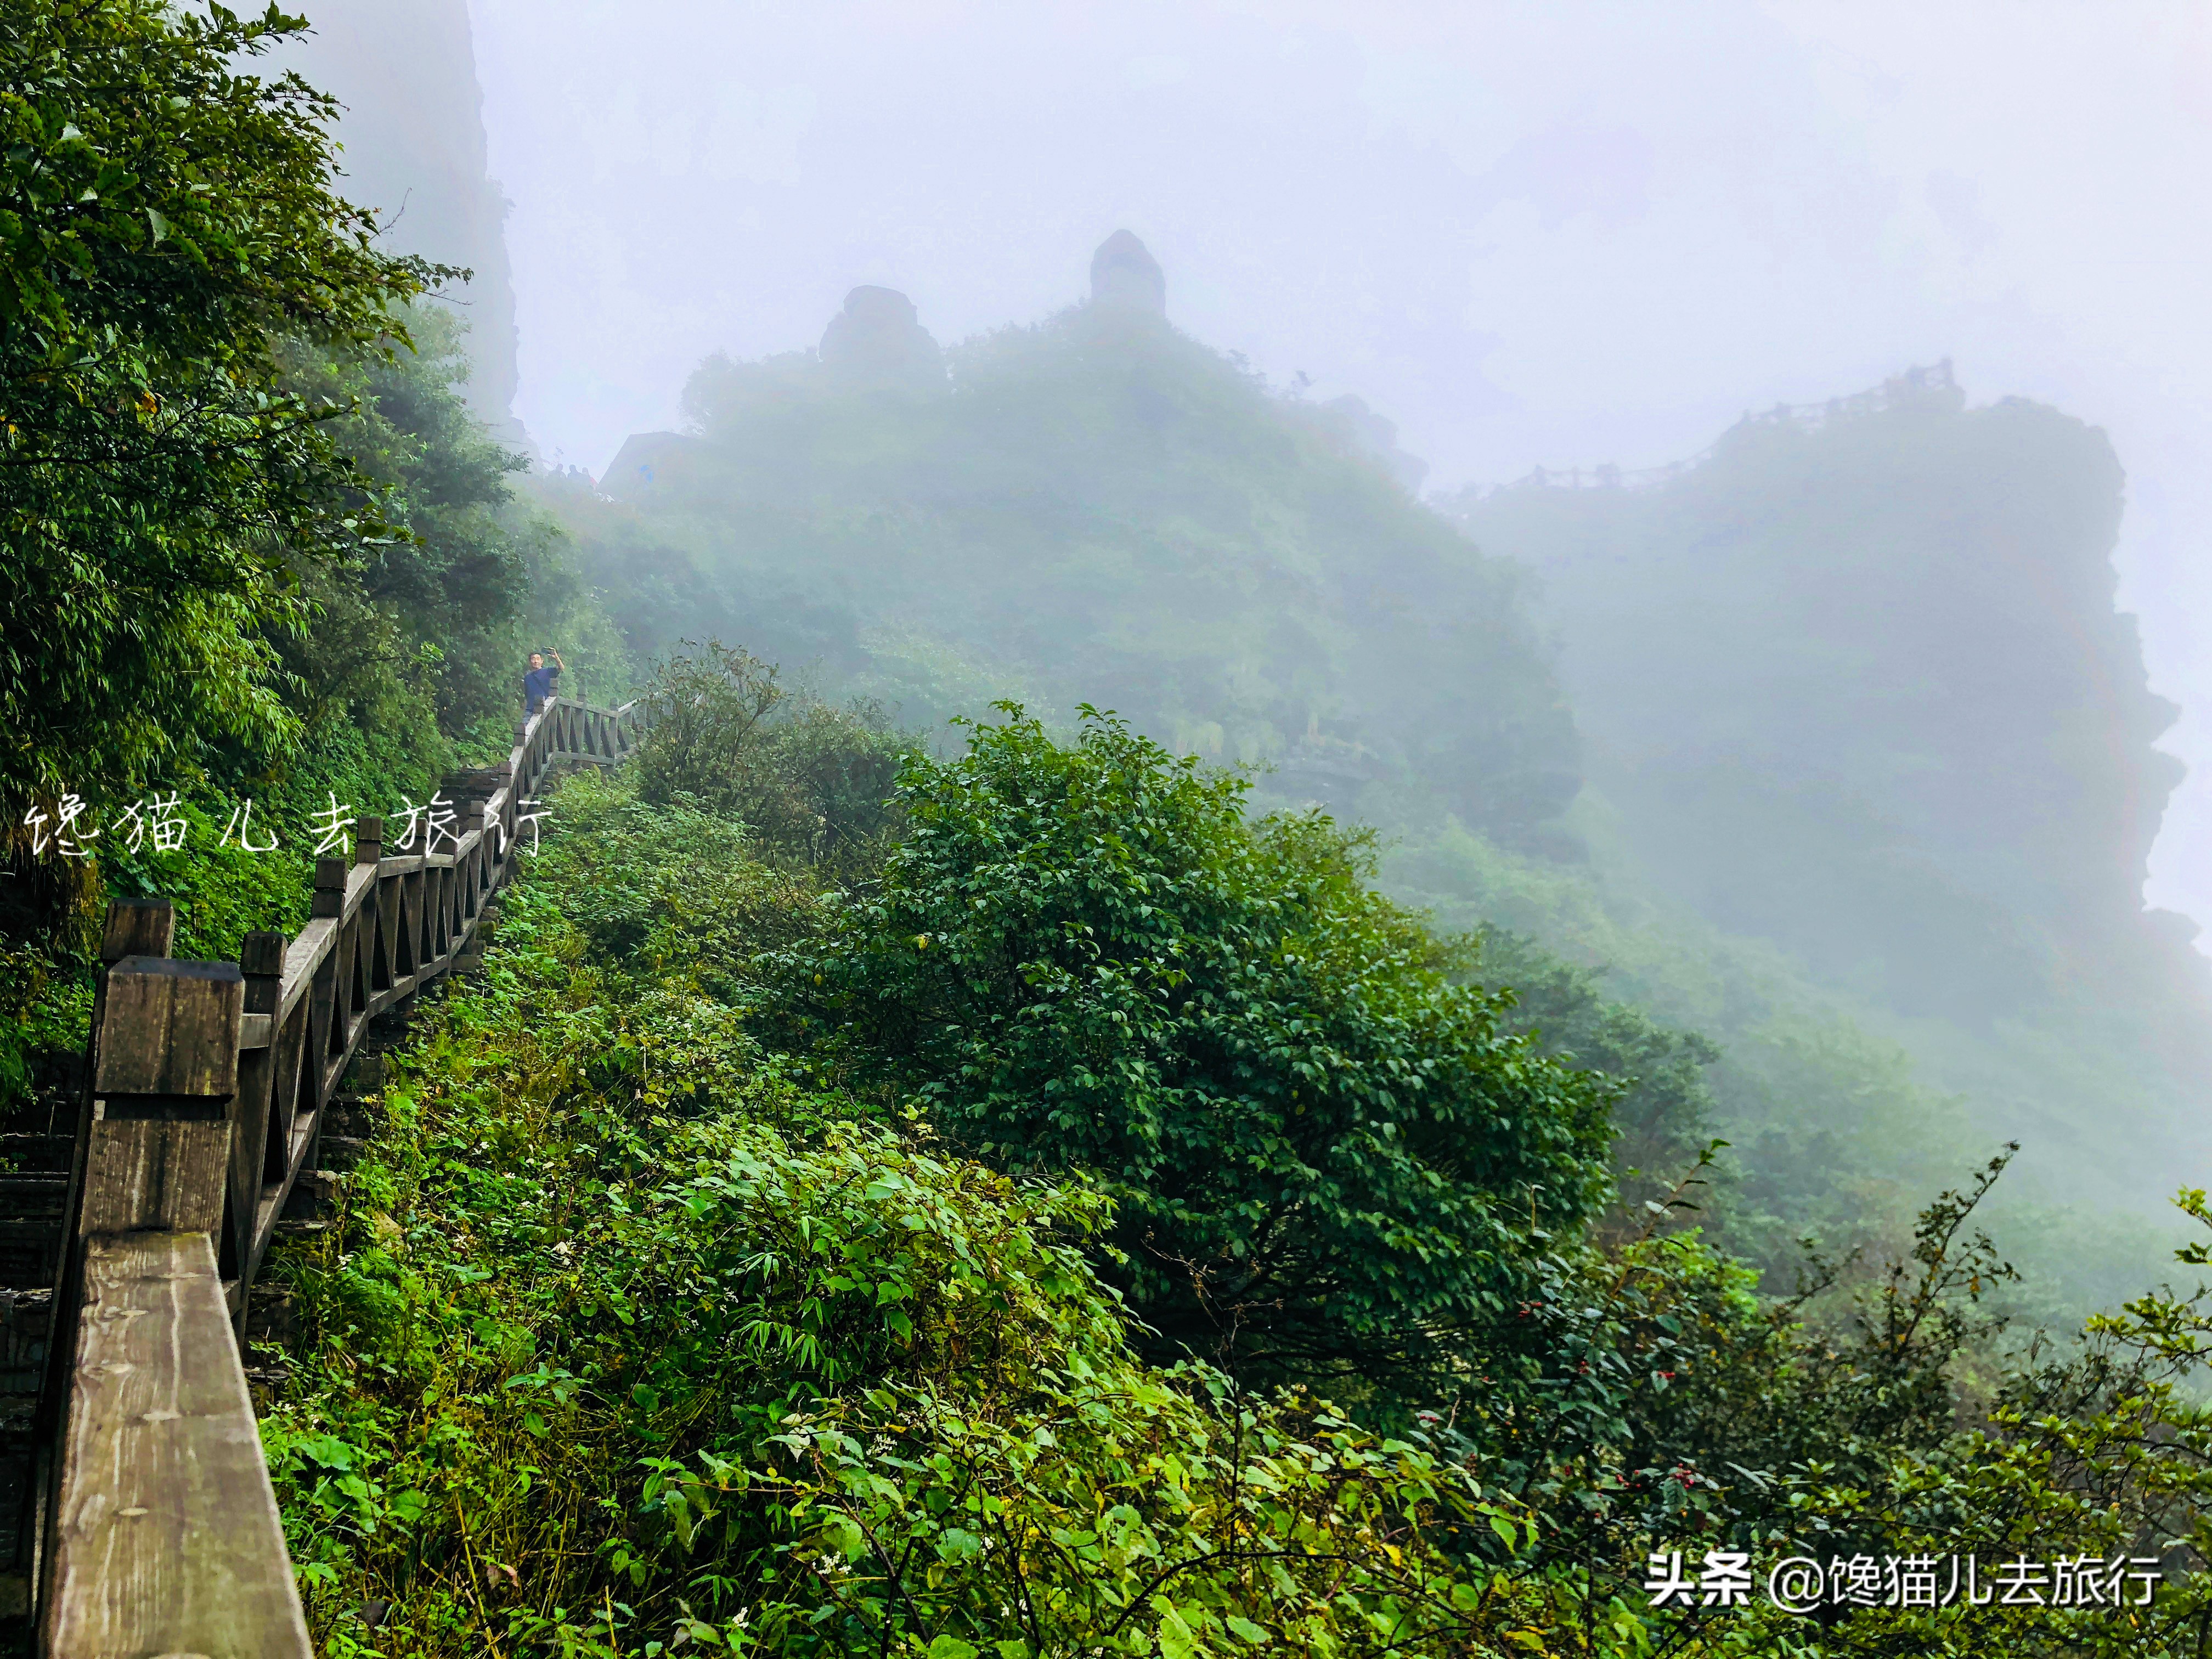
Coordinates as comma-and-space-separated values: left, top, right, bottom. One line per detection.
523, 650, 564, 715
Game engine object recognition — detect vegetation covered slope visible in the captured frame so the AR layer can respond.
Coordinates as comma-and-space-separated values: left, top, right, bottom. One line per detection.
558, 300, 1581, 857
261, 731, 2212, 1658
0, 0, 619, 1109
1429, 392, 2212, 1282
547, 301, 2211, 1306
1443, 393, 2192, 1029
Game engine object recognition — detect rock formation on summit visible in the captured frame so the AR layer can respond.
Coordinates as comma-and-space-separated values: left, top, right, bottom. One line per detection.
1090, 230, 1166, 316
819, 286, 946, 390
275, 0, 524, 445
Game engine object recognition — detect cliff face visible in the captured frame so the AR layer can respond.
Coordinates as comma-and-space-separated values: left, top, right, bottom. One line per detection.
1447, 386, 2192, 1026
275, 0, 522, 442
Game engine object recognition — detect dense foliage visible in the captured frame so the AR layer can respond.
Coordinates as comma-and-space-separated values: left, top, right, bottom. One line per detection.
0, 7, 630, 1113
0, 301, 607, 1109
267, 776, 1564, 1656
766, 708, 1614, 1390
264, 766, 2212, 1658
278, 308, 541, 737
555, 301, 1581, 856
0, 0, 442, 812
636, 642, 909, 874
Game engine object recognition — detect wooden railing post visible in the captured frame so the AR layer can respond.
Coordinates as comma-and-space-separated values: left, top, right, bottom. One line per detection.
35, 900, 178, 1617
356, 814, 384, 872
97, 900, 175, 972
48, 902, 185, 1348
460, 800, 487, 924
356, 814, 385, 994
227, 930, 286, 1309
44, 945, 310, 1656
306, 857, 348, 1127
78, 955, 241, 1237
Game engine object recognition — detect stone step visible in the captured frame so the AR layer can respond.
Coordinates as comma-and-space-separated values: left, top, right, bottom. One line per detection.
0, 1136, 74, 1175
281, 1169, 343, 1223
322, 1096, 385, 1142
0, 1176, 68, 1213
243, 1365, 291, 1417
245, 1282, 296, 1350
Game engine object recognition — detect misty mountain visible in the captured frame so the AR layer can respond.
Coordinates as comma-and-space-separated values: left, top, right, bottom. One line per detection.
576, 244, 1582, 856
272, 3, 2210, 1280
1443, 371, 2201, 1032
272, 0, 523, 444
549, 248, 2211, 1301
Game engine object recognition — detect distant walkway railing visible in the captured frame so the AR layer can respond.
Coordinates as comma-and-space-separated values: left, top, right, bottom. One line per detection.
1487, 358, 1961, 495
36, 695, 640, 1656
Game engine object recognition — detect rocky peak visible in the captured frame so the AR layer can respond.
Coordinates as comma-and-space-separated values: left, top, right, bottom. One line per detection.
1090, 229, 1166, 316
819, 286, 945, 388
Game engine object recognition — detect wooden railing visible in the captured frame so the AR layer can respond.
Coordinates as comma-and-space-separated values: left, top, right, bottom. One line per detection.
36, 695, 640, 1657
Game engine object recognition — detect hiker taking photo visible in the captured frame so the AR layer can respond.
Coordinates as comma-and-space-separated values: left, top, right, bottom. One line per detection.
523, 649, 565, 716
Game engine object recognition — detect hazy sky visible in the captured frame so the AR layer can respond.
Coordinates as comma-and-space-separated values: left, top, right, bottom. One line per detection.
456, 0, 2212, 930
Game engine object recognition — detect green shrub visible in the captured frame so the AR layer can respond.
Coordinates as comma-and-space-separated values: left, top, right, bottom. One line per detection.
266, 767, 2212, 1659
263, 778, 1567, 1658
637, 643, 910, 874
767, 706, 1617, 1393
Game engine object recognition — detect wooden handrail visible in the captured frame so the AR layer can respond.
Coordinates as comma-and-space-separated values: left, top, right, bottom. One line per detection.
37, 694, 644, 1654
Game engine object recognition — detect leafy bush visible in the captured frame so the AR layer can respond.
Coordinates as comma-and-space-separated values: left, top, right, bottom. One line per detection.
264, 775, 1567, 1657
1470, 926, 1724, 1232
637, 643, 910, 874
768, 706, 1617, 1392
276, 308, 539, 737
264, 766, 2212, 1659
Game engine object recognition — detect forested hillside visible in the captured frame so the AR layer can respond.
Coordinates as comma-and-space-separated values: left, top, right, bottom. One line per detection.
259, 731, 2212, 1657
574, 281, 1581, 856
549, 247, 2210, 1307
1445, 385, 2194, 1023
0, 0, 609, 1107
1429, 385, 2212, 1291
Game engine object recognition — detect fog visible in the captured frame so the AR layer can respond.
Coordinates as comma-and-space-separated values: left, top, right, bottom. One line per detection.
415, 2, 2212, 930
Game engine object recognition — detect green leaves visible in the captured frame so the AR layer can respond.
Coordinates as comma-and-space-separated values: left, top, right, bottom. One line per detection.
770, 706, 1615, 1391
635, 642, 912, 875
248, 767, 2212, 1658
0, 0, 453, 810
742, 1365, 1523, 1657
